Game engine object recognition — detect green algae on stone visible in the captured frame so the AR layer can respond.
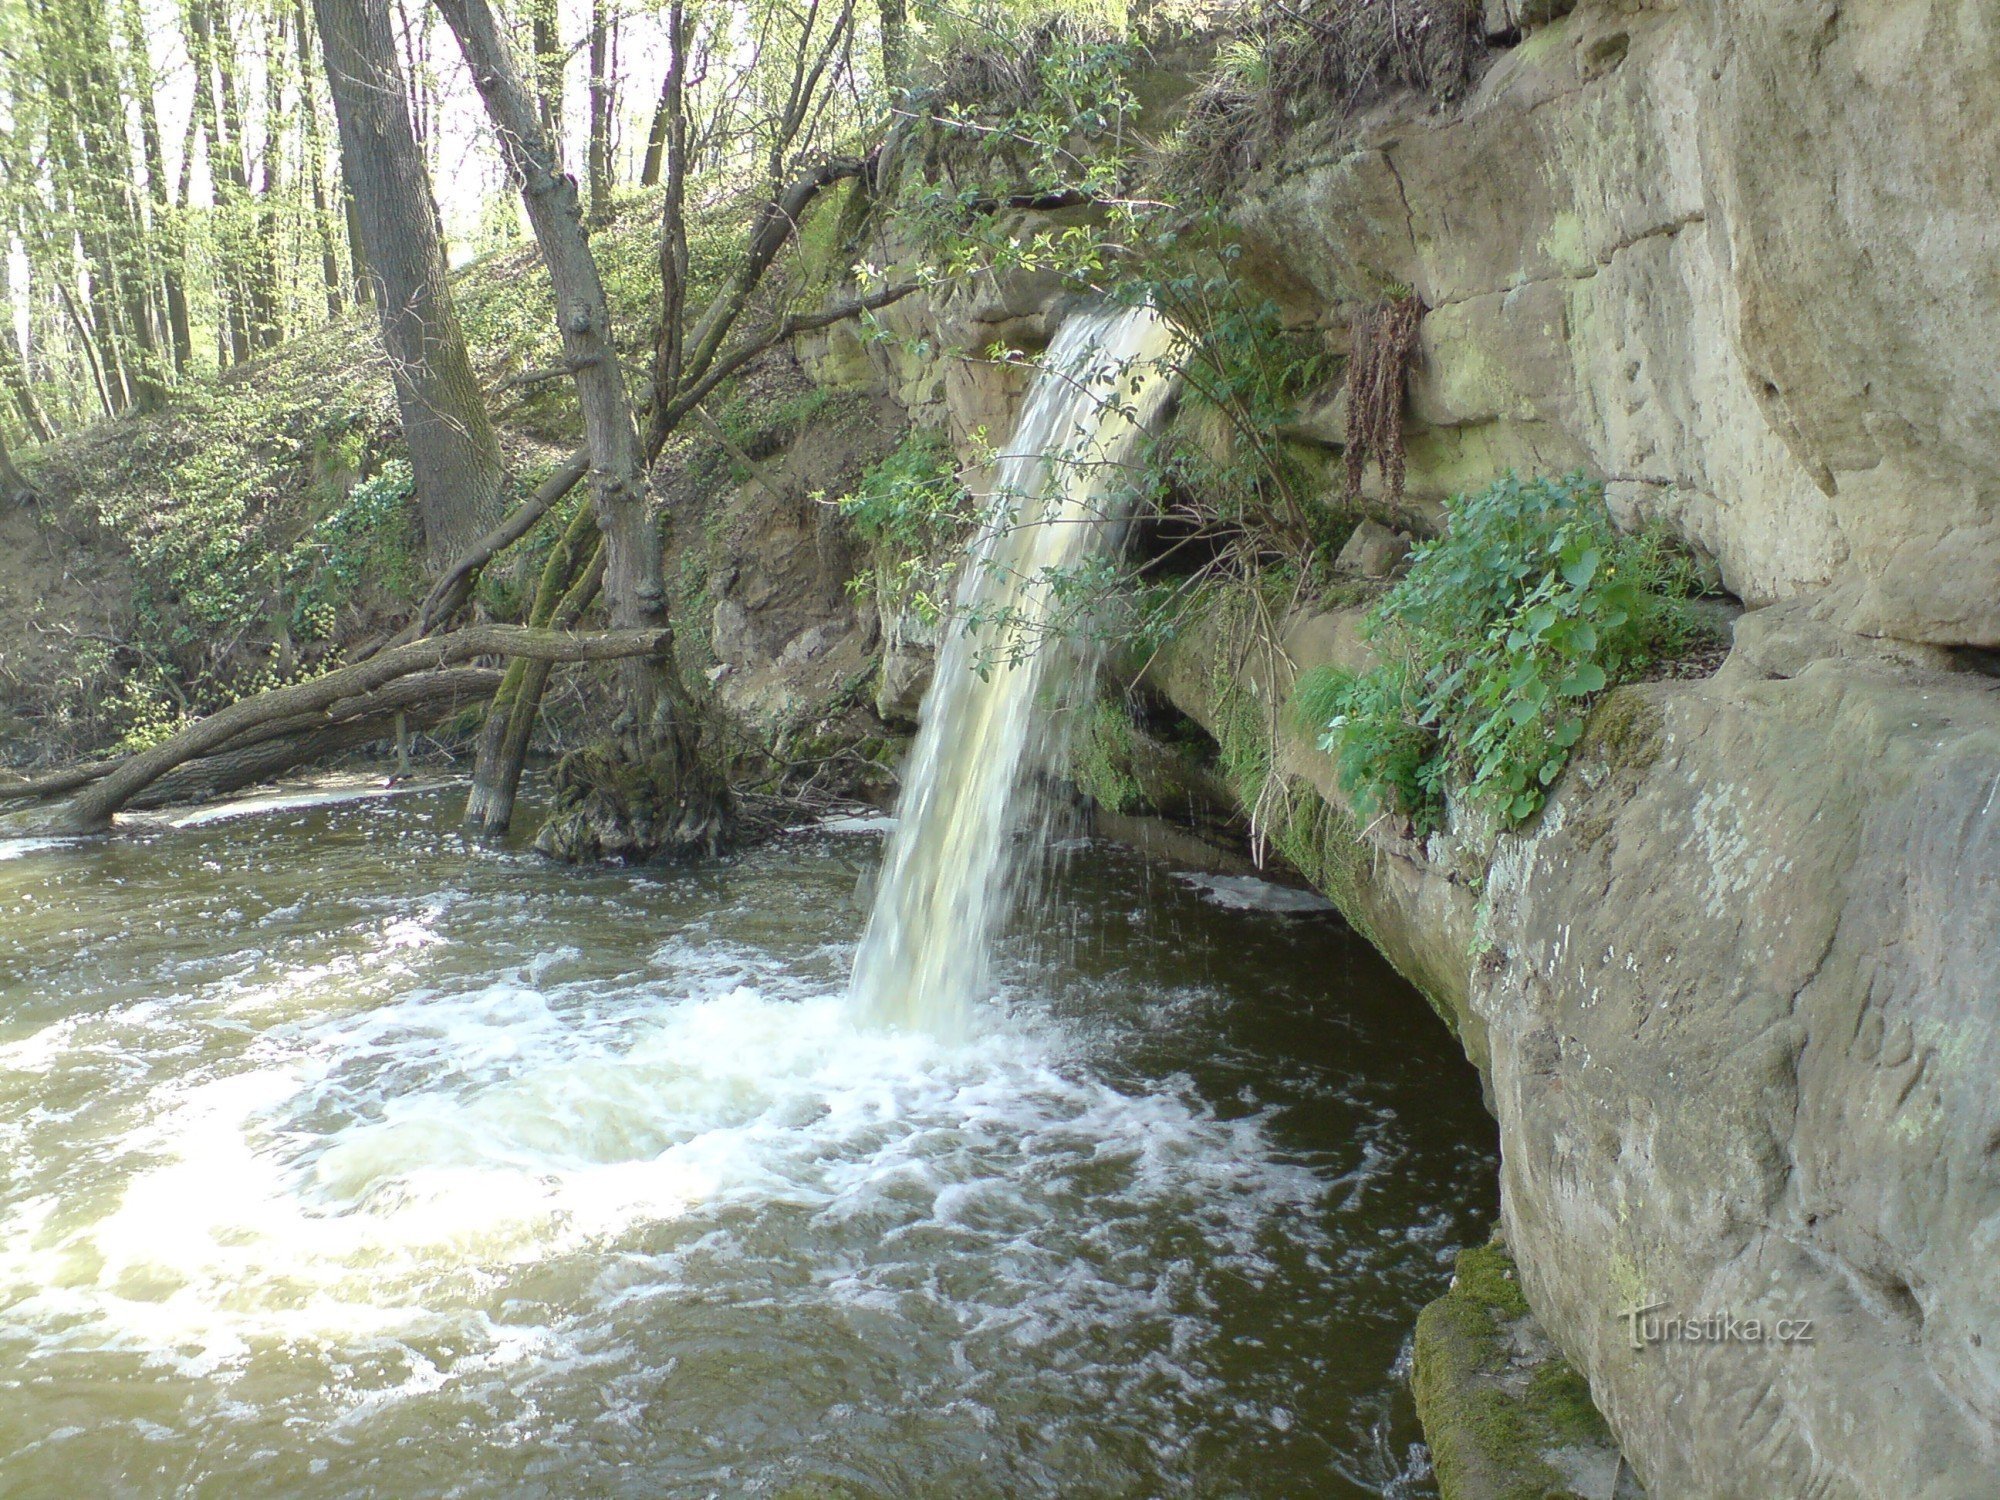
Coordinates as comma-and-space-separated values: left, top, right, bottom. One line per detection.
1413, 1238, 1631, 1500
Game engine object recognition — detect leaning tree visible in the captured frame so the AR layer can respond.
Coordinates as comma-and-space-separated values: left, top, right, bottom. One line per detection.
313, 0, 508, 566
432, 0, 916, 857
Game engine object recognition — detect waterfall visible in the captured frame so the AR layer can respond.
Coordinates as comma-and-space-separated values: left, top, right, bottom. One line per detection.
850, 304, 1180, 1033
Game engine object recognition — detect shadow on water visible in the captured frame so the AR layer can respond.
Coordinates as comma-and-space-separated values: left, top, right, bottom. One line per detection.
0, 786, 1495, 1498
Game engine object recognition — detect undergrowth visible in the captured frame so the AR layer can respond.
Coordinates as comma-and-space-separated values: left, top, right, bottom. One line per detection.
834, 427, 977, 629
1316, 472, 1707, 830
1163, 0, 1482, 196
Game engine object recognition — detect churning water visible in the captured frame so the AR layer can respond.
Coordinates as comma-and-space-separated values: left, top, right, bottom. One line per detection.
0, 792, 1494, 1497
0, 307, 1495, 1497
850, 305, 1180, 1033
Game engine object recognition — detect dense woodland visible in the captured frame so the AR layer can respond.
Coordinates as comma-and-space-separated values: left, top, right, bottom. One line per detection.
0, 0, 941, 850
0, 0, 1711, 867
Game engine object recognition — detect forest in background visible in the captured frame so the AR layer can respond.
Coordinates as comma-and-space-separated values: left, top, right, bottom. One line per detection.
0, 0, 1712, 873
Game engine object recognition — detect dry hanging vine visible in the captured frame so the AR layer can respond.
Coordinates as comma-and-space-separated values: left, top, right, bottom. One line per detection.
1344, 293, 1426, 503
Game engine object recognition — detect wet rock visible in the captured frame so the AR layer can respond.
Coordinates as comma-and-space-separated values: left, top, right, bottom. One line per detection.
1154, 588, 2000, 1495
1414, 1237, 1640, 1500
874, 640, 932, 727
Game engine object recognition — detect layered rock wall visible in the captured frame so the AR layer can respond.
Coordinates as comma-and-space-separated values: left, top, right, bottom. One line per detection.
1238, 0, 2000, 646
787, 5, 2000, 1488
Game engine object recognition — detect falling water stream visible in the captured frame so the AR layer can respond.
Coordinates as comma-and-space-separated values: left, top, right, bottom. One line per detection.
852, 305, 1180, 1031
0, 308, 1498, 1498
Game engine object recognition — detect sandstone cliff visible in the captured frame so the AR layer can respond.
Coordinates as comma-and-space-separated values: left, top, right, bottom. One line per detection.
794, 2, 2000, 1492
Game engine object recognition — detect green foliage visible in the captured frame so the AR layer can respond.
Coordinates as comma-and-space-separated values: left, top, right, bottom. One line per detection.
1134, 230, 1337, 556
1319, 473, 1705, 829
1068, 697, 1143, 812
836, 428, 976, 557
282, 460, 421, 641
1161, 0, 1480, 198
915, 14, 1138, 203
836, 428, 977, 633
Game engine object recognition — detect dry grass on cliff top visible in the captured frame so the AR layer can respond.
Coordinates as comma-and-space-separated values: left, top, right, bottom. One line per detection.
1165, 0, 1483, 195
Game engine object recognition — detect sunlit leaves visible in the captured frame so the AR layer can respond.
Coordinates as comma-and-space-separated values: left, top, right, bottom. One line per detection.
1318, 473, 1704, 831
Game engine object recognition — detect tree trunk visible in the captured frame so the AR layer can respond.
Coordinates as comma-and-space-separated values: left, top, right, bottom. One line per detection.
125, 668, 501, 808
314, 0, 506, 567
295, 0, 346, 319
205, 0, 257, 366
0, 669, 498, 808
342, 185, 371, 306
586, 0, 614, 225
527, 0, 563, 151
435, 0, 731, 862
123, 0, 193, 376
878, 0, 907, 94
0, 335, 55, 444
0, 433, 33, 504
463, 502, 602, 833
250, 8, 289, 349
637, 30, 683, 193
0, 626, 669, 836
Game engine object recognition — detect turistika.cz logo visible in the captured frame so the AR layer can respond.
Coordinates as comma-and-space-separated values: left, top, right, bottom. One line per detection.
1619, 1302, 1816, 1352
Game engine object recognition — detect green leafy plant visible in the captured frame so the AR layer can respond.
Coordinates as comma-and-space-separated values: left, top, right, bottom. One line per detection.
1319, 473, 1705, 829
836, 428, 976, 557
281, 460, 421, 640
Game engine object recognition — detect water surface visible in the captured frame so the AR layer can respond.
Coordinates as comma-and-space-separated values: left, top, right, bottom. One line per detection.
0, 789, 1495, 1497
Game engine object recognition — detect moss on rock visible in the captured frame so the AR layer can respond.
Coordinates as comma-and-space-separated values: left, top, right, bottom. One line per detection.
1413, 1239, 1633, 1500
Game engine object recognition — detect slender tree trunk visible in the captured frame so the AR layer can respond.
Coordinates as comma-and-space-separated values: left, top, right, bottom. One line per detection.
251, 8, 289, 349
191, 0, 255, 367
0, 432, 32, 503
314, 0, 507, 567
586, 0, 614, 226
435, 0, 729, 859
37, 11, 136, 413
295, 0, 346, 319
125, 0, 193, 375
54, 275, 116, 418
638, 60, 676, 189
878, 0, 907, 94
464, 499, 598, 831
212, 2, 257, 365
342, 185, 371, 306
0, 331, 56, 444
527, 0, 563, 151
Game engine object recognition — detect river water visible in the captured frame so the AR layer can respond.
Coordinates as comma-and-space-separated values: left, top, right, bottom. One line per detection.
0, 788, 1495, 1497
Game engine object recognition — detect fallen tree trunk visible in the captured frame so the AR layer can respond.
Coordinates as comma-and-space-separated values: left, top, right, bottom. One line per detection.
1, 626, 668, 836
1, 665, 509, 808
130, 667, 502, 808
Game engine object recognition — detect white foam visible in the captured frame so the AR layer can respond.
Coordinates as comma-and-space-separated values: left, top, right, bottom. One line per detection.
0, 837, 72, 861
0, 958, 1323, 1388
813, 813, 898, 834
166, 777, 442, 829
1175, 872, 1337, 914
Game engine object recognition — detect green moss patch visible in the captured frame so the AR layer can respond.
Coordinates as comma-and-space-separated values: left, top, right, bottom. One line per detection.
1413, 1239, 1623, 1500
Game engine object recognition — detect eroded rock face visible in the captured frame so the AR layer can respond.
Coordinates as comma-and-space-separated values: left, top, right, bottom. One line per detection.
1476, 651, 2000, 1496
1235, 0, 2000, 645
1153, 602, 2000, 1495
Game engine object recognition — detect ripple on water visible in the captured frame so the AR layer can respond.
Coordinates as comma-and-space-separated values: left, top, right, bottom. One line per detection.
0, 798, 1496, 1497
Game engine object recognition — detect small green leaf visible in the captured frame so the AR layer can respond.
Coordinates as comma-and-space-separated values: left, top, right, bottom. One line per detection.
1562, 548, 1600, 589
1558, 662, 1607, 696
